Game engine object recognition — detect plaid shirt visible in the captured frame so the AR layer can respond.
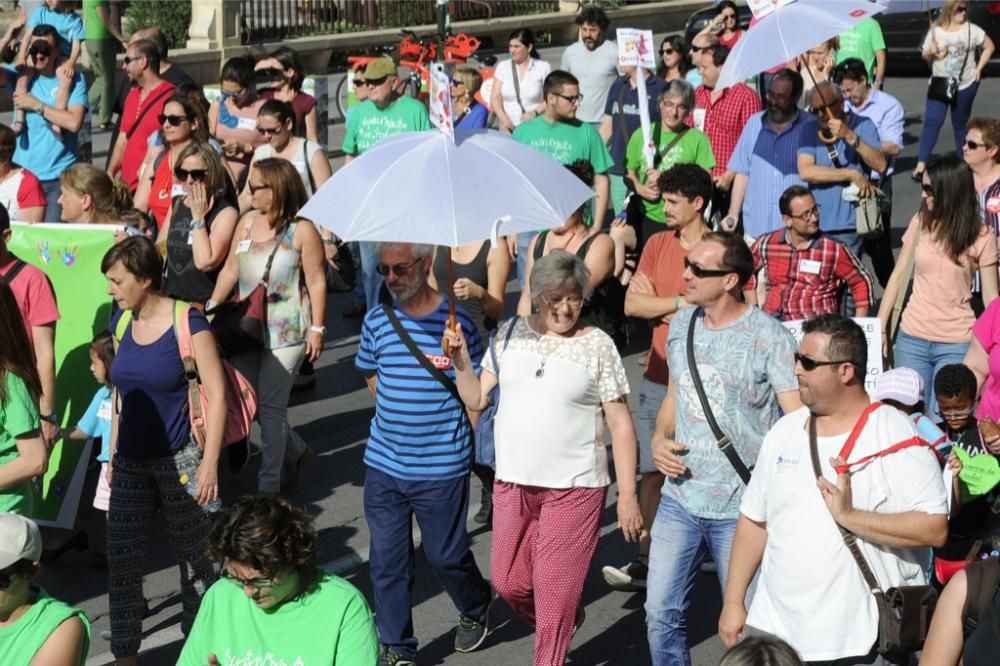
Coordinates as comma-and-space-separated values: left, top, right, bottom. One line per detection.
748, 230, 875, 321
690, 83, 762, 178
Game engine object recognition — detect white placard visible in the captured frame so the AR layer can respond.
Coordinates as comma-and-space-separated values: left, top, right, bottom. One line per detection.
782, 317, 883, 394
747, 0, 797, 20
616, 29, 656, 69
428, 62, 454, 139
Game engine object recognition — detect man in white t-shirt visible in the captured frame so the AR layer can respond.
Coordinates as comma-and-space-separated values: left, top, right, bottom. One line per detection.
559, 5, 619, 125
720, 315, 949, 665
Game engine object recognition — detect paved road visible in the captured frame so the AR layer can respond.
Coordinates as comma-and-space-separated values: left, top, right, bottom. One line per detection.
49, 36, 1000, 666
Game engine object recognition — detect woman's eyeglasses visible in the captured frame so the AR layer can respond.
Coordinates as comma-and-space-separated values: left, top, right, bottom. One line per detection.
158, 114, 191, 127
539, 294, 584, 310
174, 168, 208, 182
683, 257, 732, 279
248, 182, 272, 194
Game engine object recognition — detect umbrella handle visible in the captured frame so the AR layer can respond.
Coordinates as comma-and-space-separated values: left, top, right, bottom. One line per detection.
442, 247, 457, 355
798, 54, 838, 145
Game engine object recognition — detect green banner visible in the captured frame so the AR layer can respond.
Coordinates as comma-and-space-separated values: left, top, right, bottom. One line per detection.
8, 223, 118, 528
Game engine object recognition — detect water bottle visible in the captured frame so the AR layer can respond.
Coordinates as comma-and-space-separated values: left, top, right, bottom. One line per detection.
179, 473, 222, 513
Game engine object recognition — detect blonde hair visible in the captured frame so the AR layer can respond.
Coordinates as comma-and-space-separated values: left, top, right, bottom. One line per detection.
175, 143, 229, 198
453, 66, 483, 97
937, 0, 968, 27
60, 164, 132, 224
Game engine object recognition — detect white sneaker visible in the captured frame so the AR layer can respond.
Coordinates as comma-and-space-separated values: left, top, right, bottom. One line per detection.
601, 559, 649, 591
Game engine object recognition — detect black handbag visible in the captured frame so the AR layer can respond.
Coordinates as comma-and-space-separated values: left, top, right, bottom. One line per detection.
926, 25, 971, 105
808, 413, 937, 654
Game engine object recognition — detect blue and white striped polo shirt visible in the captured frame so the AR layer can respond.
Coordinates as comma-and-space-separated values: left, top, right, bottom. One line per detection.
356, 298, 483, 481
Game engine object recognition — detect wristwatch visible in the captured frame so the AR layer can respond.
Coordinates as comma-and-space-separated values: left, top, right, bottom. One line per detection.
190, 219, 206, 230
40, 413, 59, 426
309, 325, 326, 335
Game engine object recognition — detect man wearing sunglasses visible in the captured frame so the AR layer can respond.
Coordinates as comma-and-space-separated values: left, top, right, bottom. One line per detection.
797, 81, 886, 263
746, 185, 874, 322
355, 242, 493, 665
721, 315, 947, 664
645, 232, 800, 666
0, 23, 87, 222
342, 57, 431, 316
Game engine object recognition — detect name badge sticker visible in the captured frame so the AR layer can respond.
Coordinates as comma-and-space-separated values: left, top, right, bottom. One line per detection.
799, 259, 821, 275
236, 239, 252, 254
171, 184, 186, 198
693, 108, 707, 132
237, 116, 257, 132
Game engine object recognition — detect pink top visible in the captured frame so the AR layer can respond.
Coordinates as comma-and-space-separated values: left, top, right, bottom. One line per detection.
0, 254, 60, 350
214, 97, 267, 190
900, 213, 998, 343
974, 299, 1000, 419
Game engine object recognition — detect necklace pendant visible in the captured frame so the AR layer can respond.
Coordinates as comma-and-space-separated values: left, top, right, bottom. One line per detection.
535, 367, 544, 378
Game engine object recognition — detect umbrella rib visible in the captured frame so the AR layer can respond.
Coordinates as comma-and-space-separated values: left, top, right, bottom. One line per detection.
348, 140, 423, 239
481, 142, 565, 226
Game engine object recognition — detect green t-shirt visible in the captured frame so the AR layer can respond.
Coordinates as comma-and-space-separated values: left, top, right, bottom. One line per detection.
0, 370, 40, 514
178, 569, 379, 666
624, 125, 715, 223
83, 0, 110, 40
342, 96, 431, 156
513, 115, 613, 225
0, 587, 91, 666
836, 18, 886, 79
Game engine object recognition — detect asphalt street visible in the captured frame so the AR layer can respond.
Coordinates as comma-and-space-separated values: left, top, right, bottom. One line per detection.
43, 36, 1000, 666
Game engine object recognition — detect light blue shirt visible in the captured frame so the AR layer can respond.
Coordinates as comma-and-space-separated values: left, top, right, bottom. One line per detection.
797, 114, 882, 232
846, 87, 904, 178
28, 6, 85, 57
7, 67, 88, 181
728, 110, 808, 238
77, 385, 112, 462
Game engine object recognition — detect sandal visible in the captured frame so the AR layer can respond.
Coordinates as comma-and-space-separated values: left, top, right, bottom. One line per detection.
910, 169, 925, 183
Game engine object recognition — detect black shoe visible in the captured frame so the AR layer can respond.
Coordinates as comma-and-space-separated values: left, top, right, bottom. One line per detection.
473, 481, 493, 525
292, 359, 316, 391
455, 593, 494, 653
573, 605, 586, 635
379, 646, 416, 666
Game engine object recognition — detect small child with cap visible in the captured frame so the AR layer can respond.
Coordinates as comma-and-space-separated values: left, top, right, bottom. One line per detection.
874, 366, 950, 459
0, 512, 91, 662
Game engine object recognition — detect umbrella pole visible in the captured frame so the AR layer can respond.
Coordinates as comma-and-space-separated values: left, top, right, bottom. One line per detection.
798, 54, 837, 145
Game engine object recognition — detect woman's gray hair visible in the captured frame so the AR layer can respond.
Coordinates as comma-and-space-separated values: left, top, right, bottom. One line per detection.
373, 242, 434, 261
529, 250, 592, 306
658, 78, 695, 110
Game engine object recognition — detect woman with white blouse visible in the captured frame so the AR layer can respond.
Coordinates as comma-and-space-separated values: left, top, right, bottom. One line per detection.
490, 28, 551, 133
445, 251, 642, 665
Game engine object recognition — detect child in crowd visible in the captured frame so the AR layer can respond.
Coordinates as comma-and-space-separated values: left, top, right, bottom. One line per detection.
932, 364, 1000, 585
59, 330, 114, 568
873, 366, 950, 458
14, 0, 84, 136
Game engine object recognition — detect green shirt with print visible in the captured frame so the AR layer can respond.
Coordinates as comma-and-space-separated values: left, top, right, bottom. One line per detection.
178, 569, 379, 666
0, 370, 40, 514
0, 587, 91, 666
342, 96, 431, 156
513, 115, 613, 225
625, 125, 715, 223
836, 18, 886, 80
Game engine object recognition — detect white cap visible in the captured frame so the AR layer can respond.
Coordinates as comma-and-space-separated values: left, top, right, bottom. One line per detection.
873, 367, 924, 407
0, 513, 43, 569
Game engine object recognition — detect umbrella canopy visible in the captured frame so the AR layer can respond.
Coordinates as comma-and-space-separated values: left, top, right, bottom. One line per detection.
874, 0, 944, 15
298, 129, 595, 247
717, 0, 885, 89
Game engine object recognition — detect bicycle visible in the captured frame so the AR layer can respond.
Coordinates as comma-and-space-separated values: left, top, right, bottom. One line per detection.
336, 29, 496, 121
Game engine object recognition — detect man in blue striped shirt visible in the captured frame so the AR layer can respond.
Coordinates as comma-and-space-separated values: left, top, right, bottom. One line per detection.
356, 242, 493, 665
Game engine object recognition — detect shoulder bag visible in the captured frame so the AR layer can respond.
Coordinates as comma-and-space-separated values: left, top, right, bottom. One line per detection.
115, 301, 257, 448
808, 405, 938, 654
208, 215, 285, 355
927, 25, 971, 105
301, 139, 317, 195
510, 60, 527, 116
686, 308, 752, 484
823, 138, 885, 239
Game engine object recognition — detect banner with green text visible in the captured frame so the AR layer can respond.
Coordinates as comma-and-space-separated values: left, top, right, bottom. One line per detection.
8, 222, 118, 528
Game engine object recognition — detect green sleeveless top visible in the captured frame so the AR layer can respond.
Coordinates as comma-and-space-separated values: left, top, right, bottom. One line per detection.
0, 587, 91, 666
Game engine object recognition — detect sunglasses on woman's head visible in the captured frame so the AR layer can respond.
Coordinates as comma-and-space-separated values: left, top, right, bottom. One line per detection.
174, 168, 208, 182
158, 114, 191, 127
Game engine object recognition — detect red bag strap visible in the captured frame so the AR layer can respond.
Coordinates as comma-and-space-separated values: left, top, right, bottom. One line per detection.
832, 401, 942, 474
836, 401, 884, 463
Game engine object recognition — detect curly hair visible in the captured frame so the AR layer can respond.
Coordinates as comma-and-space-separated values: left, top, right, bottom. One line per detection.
934, 363, 977, 401
209, 496, 318, 587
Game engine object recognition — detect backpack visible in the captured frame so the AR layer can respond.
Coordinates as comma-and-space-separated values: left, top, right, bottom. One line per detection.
115, 301, 257, 448
962, 556, 1000, 639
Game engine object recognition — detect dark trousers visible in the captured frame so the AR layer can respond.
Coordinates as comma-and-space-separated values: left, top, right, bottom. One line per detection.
862, 175, 896, 288
364, 466, 492, 658
918, 81, 980, 163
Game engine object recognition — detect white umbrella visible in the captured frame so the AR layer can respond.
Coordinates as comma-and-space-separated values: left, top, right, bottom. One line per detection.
299, 128, 594, 247
874, 0, 943, 15
717, 0, 886, 89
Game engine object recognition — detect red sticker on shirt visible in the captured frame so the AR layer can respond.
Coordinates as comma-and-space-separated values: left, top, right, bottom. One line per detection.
987, 196, 1000, 215
425, 353, 452, 370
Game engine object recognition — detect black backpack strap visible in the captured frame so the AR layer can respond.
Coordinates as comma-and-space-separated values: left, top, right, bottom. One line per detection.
686, 308, 752, 484
381, 303, 461, 403
963, 557, 1000, 638
1, 258, 28, 284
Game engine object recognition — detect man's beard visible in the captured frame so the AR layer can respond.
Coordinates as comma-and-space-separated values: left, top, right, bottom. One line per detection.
388, 270, 427, 302
767, 103, 794, 124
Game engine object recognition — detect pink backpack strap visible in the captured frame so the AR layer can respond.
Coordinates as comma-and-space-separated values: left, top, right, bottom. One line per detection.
172, 300, 207, 446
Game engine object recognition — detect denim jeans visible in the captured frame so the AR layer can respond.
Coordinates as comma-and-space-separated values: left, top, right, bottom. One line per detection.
40, 178, 62, 223
825, 229, 864, 315
893, 329, 970, 420
918, 81, 979, 163
357, 240, 383, 310
645, 494, 736, 666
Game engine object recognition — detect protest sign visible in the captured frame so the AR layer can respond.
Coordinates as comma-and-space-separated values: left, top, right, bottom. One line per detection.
782, 317, 883, 394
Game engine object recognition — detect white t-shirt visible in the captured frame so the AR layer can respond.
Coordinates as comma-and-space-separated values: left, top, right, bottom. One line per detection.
253, 139, 326, 195
483, 317, 629, 488
494, 57, 551, 126
741, 405, 948, 662
560, 40, 620, 123
923, 23, 986, 89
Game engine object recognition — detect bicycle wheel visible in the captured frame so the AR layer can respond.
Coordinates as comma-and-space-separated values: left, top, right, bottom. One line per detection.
335, 76, 351, 122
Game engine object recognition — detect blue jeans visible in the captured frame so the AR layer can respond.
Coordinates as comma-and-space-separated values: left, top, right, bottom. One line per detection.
364, 467, 491, 658
918, 81, 979, 164
357, 240, 383, 310
40, 178, 62, 223
645, 494, 736, 666
893, 329, 970, 420
826, 229, 864, 315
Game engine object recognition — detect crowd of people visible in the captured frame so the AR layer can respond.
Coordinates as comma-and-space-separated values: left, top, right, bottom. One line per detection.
2, 1, 1000, 665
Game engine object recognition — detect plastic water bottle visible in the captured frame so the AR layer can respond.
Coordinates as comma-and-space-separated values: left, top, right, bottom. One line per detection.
179, 473, 222, 513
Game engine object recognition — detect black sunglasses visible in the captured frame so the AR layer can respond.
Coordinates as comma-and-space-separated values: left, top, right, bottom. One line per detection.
122, 54, 145, 65
965, 139, 990, 150
376, 260, 420, 277
248, 182, 272, 194
174, 168, 208, 182
158, 113, 191, 127
352, 78, 365, 87
660, 48, 675, 55
364, 76, 388, 87
684, 257, 732, 278
921, 184, 935, 196
256, 125, 283, 136
956, 5, 968, 12
28, 45, 52, 59
690, 45, 705, 53
794, 352, 851, 372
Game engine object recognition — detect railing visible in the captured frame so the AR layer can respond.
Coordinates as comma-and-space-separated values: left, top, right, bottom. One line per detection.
240, 0, 563, 44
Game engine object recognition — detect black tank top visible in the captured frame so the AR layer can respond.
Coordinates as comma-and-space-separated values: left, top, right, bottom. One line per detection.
165, 196, 230, 304
432, 241, 492, 341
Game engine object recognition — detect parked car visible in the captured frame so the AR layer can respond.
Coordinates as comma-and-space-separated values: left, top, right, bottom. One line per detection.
683, 1, 1000, 76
